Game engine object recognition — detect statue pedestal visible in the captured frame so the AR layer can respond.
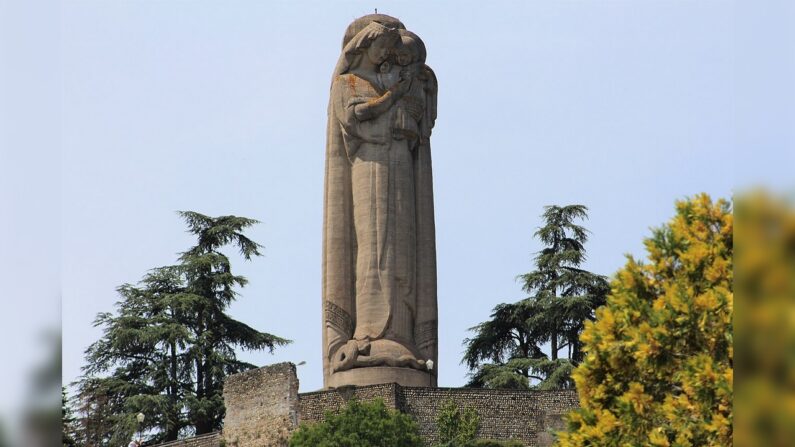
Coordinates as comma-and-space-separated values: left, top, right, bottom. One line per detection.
326, 367, 435, 388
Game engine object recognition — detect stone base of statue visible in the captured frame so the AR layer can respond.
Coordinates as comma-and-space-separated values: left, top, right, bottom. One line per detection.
327, 367, 436, 388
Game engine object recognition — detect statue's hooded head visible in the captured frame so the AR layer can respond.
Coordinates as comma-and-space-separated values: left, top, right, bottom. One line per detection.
333, 20, 401, 78
397, 29, 427, 66
341, 14, 405, 49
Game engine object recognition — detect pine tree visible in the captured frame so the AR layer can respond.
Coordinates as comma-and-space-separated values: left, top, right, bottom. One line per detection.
177, 212, 290, 434
75, 212, 290, 445
72, 378, 122, 447
463, 205, 608, 390
62, 387, 78, 447
78, 266, 192, 444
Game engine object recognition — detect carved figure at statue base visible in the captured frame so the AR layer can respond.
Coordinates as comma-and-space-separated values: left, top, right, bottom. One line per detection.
322, 14, 438, 388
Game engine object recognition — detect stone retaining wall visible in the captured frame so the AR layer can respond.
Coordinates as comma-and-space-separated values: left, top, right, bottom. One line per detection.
222, 363, 299, 447
146, 432, 221, 447
297, 383, 399, 422
150, 364, 578, 447
298, 383, 578, 446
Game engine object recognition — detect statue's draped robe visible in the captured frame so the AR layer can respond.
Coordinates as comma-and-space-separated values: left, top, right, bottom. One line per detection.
323, 70, 437, 385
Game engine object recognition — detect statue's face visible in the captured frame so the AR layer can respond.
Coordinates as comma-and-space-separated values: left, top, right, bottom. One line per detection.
396, 44, 413, 67
366, 33, 397, 65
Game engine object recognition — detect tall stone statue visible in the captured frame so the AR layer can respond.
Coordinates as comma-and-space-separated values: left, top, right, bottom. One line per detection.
322, 14, 438, 388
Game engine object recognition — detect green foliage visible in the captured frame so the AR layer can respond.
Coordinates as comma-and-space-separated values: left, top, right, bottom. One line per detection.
62, 387, 78, 447
74, 212, 290, 446
434, 400, 479, 446
289, 399, 422, 447
432, 401, 522, 447
556, 194, 733, 447
71, 378, 119, 446
464, 205, 608, 390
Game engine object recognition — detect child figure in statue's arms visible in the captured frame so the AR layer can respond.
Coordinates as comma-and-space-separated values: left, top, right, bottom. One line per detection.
393, 31, 429, 147
378, 30, 430, 148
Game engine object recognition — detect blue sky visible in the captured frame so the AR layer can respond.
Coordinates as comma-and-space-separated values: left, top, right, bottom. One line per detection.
2, 0, 793, 420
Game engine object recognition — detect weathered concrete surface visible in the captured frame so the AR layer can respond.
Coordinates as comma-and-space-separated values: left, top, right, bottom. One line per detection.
222, 363, 299, 447
326, 366, 434, 388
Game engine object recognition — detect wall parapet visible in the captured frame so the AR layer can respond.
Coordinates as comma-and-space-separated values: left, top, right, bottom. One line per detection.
149, 366, 578, 447
222, 362, 299, 447
145, 432, 220, 447
298, 384, 578, 446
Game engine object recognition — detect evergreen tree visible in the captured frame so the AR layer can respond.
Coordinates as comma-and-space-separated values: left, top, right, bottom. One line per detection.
77, 267, 191, 445
177, 212, 290, 434
556, 194, 732, 447
463, 205, 608, 390
72, 378, 122, 447
75, 212, 290, 445
62, 387, 78, 447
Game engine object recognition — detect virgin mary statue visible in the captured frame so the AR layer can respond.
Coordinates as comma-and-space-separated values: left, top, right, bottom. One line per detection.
322, 14, 438, 388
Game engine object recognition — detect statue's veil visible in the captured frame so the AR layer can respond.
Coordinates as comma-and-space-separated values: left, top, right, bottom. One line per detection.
332, 21, 398, 80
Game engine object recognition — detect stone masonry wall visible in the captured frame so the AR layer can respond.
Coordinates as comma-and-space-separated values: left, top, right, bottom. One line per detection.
147, 432, 221, 447
222, 363, 299, 447
152, 365, 578, 447
398, 387, 578, 447
297, 383, 399, 422
298, 384, 578, 447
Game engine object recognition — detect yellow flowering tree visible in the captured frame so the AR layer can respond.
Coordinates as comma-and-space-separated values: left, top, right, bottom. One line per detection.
733, 191, 795, 447
556, 194, 732, 447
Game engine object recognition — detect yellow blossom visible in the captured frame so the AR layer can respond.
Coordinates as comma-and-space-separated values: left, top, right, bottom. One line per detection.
555, 195, 732, 447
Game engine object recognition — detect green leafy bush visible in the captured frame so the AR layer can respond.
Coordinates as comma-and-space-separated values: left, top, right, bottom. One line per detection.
433, 400, 522, 447
289, 399, 422, 447
435, 400, 479, 446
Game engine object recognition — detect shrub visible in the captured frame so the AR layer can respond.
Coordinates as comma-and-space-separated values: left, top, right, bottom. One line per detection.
288, 398, 422, 447
435, 400, 479, 446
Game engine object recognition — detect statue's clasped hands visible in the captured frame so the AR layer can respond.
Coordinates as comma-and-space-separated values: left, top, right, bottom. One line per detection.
392, 70, 413, 96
